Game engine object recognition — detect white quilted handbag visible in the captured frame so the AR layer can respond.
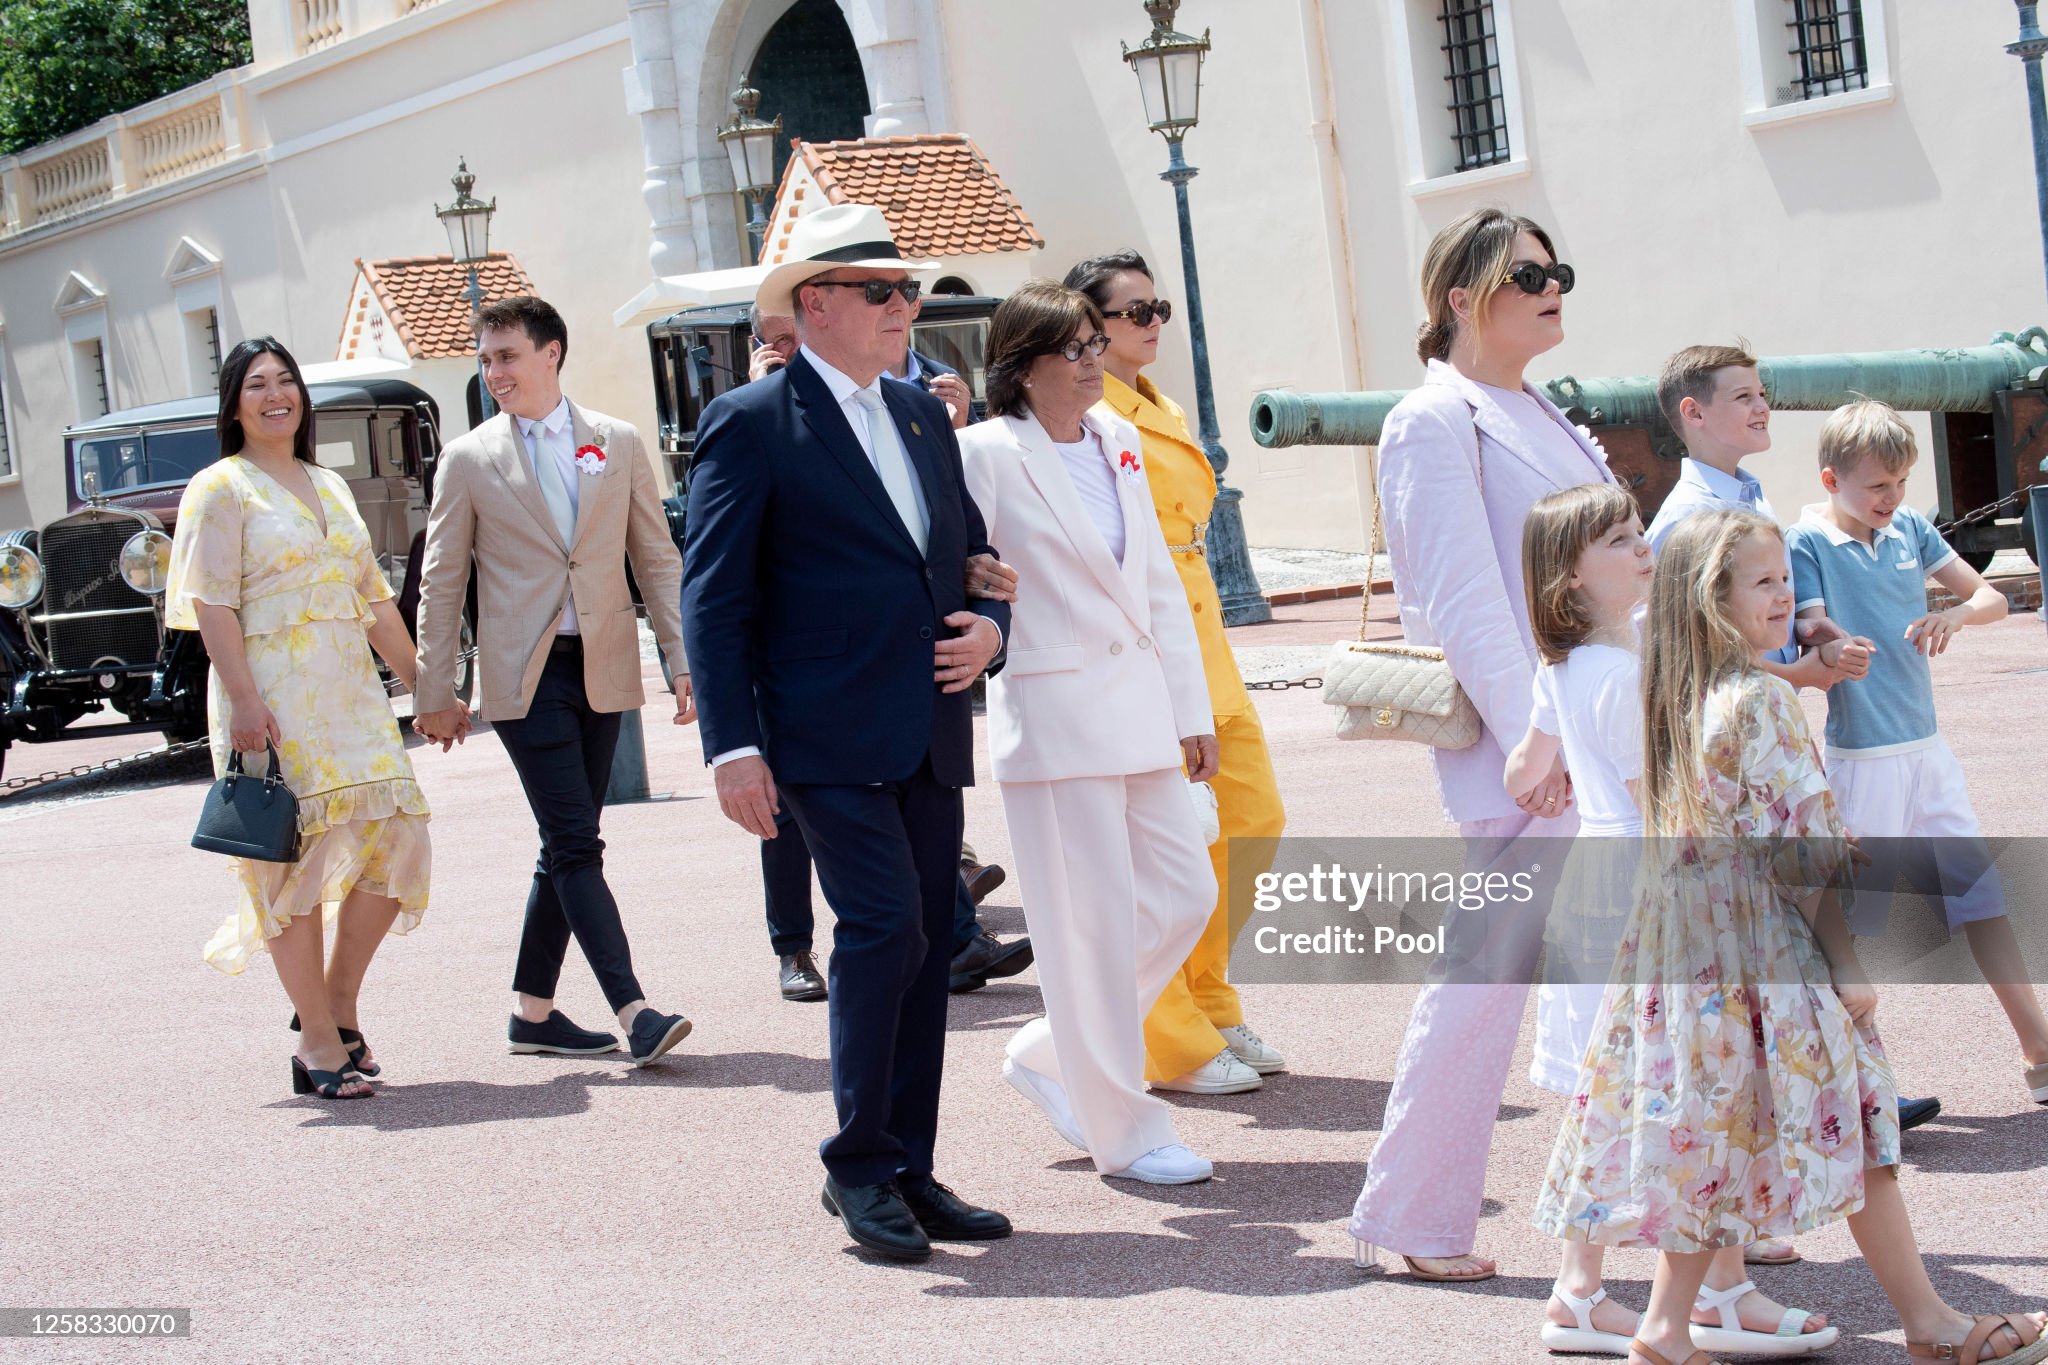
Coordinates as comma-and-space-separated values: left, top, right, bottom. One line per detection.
1322, 443, 1483, 749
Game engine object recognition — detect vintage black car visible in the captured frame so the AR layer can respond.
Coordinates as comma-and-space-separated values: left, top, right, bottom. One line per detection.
645, 293, 1000, 489
0, 377, 471, 780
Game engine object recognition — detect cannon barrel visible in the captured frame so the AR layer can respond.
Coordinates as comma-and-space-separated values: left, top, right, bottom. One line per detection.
1250, 328, 2048, 448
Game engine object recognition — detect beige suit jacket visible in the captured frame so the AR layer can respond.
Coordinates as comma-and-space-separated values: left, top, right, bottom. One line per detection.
414, 401, 686, 720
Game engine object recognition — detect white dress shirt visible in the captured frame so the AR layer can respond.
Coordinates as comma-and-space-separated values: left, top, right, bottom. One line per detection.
518, 395, 581, 635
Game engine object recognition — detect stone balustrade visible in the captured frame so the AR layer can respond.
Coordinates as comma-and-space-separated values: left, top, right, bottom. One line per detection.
0, 75, 247, 237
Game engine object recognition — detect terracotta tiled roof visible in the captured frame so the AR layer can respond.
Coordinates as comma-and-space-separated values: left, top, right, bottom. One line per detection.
778, 134, 1044, 259
347, 253, 537, 359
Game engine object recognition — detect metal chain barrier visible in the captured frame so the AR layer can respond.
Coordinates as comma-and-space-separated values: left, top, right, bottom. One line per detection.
1245, 676, 1323, 691
1, 647, 478, 798
1936, 485, 2034, 536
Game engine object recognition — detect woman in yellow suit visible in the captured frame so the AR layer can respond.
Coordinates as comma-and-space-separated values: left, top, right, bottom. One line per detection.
1065, 252, 1288, 1094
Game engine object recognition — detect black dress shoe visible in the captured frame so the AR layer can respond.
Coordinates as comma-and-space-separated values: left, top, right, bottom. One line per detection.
1899, 1095, 1942, 1131
899, 1176, 1011, 1241
821, 1178, 931, 1261
948, 930, 1035, 993
508, 1010, 620, 1055
779, 951, 828, 1002
628, 1008, 692, 1068
963, 862, 1007, 906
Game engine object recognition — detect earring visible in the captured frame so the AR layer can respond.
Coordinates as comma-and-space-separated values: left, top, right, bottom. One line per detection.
1024, 379, 1033, 388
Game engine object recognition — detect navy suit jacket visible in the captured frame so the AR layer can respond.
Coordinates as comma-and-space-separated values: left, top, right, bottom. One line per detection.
681, 352, 1008, 788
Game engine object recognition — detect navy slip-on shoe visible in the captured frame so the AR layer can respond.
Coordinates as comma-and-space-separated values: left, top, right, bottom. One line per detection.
628, 1008, 692, 1068
507, 1010, 620, 1056
1898, 1095, 1942, 1131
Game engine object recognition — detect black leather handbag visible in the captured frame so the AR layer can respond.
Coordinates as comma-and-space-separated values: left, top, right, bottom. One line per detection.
191, 740, 302, 863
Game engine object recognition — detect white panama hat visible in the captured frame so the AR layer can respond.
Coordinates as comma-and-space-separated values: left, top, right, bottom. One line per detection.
754, 202, 939, 317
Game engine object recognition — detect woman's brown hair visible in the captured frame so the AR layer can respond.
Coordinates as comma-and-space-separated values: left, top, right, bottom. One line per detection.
1415, 207, 1558, 365
984, 279, 1105, 418
217, 336, 316, 464
1521, 483, 1641, 665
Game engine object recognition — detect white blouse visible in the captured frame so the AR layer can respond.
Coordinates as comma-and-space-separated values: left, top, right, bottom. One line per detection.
1052, 430, 1125, 564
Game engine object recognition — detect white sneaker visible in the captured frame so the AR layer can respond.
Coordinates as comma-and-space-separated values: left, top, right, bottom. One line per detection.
1219, 1023, 1287, 1074
1108, 1143, 1214, 1185
1153, 1048, 1263, 1094
1001, 1057, 1088, 1152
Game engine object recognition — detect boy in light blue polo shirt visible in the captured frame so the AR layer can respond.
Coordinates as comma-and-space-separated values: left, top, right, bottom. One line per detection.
1787, 399, 2048, 1106
1648, 344, 1867, 687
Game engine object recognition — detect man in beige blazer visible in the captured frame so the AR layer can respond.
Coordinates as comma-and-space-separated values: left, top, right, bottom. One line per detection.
414, 295, 695, 1067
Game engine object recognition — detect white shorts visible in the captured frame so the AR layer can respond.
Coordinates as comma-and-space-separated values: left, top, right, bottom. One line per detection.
1828, 738, 2004, 932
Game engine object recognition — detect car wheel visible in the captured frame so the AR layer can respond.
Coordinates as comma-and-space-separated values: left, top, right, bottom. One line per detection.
455, 611, 477, 707
162, 663, 210, 744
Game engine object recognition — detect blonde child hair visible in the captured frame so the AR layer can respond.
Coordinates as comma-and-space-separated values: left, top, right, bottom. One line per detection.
1817, 398, 1917, 476
1640, 507, 1782, 837
1521, 483, 1641, 665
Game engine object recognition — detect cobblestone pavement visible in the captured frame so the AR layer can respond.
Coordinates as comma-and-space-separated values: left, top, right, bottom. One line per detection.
1, 604, 2042, 1363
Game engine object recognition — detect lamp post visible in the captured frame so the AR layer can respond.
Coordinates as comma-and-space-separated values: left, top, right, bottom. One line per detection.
1121, 0, 1268, 625
719, 76, 783, 265
2012, 3, 2048, 295
435, 156, 498, 421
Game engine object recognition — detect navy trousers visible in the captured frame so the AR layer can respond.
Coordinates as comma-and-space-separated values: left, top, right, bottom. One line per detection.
494, 645, 645, 1012
779, 760, 961, 1186
762, 807, 979, 958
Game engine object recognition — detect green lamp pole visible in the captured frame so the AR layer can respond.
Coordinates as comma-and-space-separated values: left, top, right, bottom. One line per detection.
435, 156, 497, 422
1122, 0, 1269, 625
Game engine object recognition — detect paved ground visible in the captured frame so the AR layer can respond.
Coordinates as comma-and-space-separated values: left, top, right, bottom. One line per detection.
2, 599, 2043, 1364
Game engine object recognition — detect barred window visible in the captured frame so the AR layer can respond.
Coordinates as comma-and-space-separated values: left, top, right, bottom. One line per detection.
85, 339, 108, 417
0, 380, 12, 479
203, 308, 221, 384
1785, 0, 1868, 102
1439, 0, 1510, 171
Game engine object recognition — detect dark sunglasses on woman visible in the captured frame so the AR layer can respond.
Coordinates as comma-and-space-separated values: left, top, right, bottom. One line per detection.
1500, 262, 1575, 296
1055, 333, 1111, 362
1101, 299, 1174, 327
812, 278, 924, 306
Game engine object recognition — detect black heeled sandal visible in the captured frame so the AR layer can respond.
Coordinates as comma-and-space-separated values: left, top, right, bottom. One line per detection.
288, 1013, 381, 1080
291, 1054, 371, 1099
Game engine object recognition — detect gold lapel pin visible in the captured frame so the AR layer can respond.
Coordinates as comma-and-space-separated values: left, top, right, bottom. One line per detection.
910, 421, 923, 437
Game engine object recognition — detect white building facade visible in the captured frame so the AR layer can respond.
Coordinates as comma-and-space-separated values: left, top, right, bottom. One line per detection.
0, 0, 2036, 552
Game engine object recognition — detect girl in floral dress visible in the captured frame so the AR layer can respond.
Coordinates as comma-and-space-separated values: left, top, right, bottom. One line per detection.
1531, 509, 2046, 1365
168, 338, 453, 1100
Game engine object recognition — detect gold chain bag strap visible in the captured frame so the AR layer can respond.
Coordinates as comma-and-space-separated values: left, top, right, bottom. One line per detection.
1320, 416, 1484, 748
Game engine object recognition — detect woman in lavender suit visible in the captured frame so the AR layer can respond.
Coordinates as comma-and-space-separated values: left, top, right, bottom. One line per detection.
1346, 208, 1613, 1283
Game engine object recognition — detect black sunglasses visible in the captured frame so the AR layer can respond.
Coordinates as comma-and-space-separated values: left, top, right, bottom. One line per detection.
1053, 333, 1111, 362
1101, 299, 1174, 327
1500, 262, 1575, 296
811, 278, 922, 306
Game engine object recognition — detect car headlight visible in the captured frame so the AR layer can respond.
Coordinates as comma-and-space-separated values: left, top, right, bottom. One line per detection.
119, 529, 173, 596
0, 543, 42, 609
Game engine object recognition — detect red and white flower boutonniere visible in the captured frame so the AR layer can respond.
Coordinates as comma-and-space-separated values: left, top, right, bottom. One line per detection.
574, 430, 607, 476
1116, 448, 1143, 482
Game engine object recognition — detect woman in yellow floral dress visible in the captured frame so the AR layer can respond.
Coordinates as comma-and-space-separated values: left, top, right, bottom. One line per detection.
168, 338, 450, 1100
1533, 509, 2045, 1365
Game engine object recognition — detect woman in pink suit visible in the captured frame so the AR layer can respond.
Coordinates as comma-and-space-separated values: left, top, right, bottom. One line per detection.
958, 280, 1222, 1187
1347, 208, 1615, 1280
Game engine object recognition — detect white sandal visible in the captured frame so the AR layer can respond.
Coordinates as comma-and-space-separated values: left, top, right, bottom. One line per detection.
1690, 1279, 1840, 1356
1540, 1281, 1635, 1355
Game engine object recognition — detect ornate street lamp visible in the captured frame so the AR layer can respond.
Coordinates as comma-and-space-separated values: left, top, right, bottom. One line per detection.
1122, 0, 1268, 625
435, 156, 498, 421
2011, 2, 2048, 294
719, 75, 783, 265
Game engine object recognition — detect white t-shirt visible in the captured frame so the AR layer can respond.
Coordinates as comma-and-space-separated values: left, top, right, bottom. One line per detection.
1529, 643, 1643, 837
1052, 430, 1126, 564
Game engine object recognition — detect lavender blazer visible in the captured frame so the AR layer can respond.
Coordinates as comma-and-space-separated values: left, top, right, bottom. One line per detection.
1377, 359, 1616, 824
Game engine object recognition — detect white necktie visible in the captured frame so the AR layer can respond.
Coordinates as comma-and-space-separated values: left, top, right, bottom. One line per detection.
851, 387, 929, 554
523, 421, 576, 545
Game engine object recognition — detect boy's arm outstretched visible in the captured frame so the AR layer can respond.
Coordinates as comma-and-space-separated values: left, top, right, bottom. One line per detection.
1913, 558, 2008, 655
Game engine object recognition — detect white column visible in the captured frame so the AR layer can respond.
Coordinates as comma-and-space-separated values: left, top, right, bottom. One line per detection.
625, 0, 701, 277
839, 0, 936, 136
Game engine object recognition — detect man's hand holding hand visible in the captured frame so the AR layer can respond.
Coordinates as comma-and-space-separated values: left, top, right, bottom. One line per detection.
411, 704, 470, 753
934, 612, 1000, 692
715, 754, 780, 839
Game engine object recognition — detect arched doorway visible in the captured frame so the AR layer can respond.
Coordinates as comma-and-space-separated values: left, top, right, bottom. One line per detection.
750, 0, 870, 187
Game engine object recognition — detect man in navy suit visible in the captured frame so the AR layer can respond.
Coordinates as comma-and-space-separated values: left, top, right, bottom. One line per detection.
682, 206, 1012, 1261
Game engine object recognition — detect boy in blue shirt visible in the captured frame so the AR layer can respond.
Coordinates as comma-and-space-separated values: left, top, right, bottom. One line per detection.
1787, 399, 2048, 1107
1650, 344, 1870, 689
